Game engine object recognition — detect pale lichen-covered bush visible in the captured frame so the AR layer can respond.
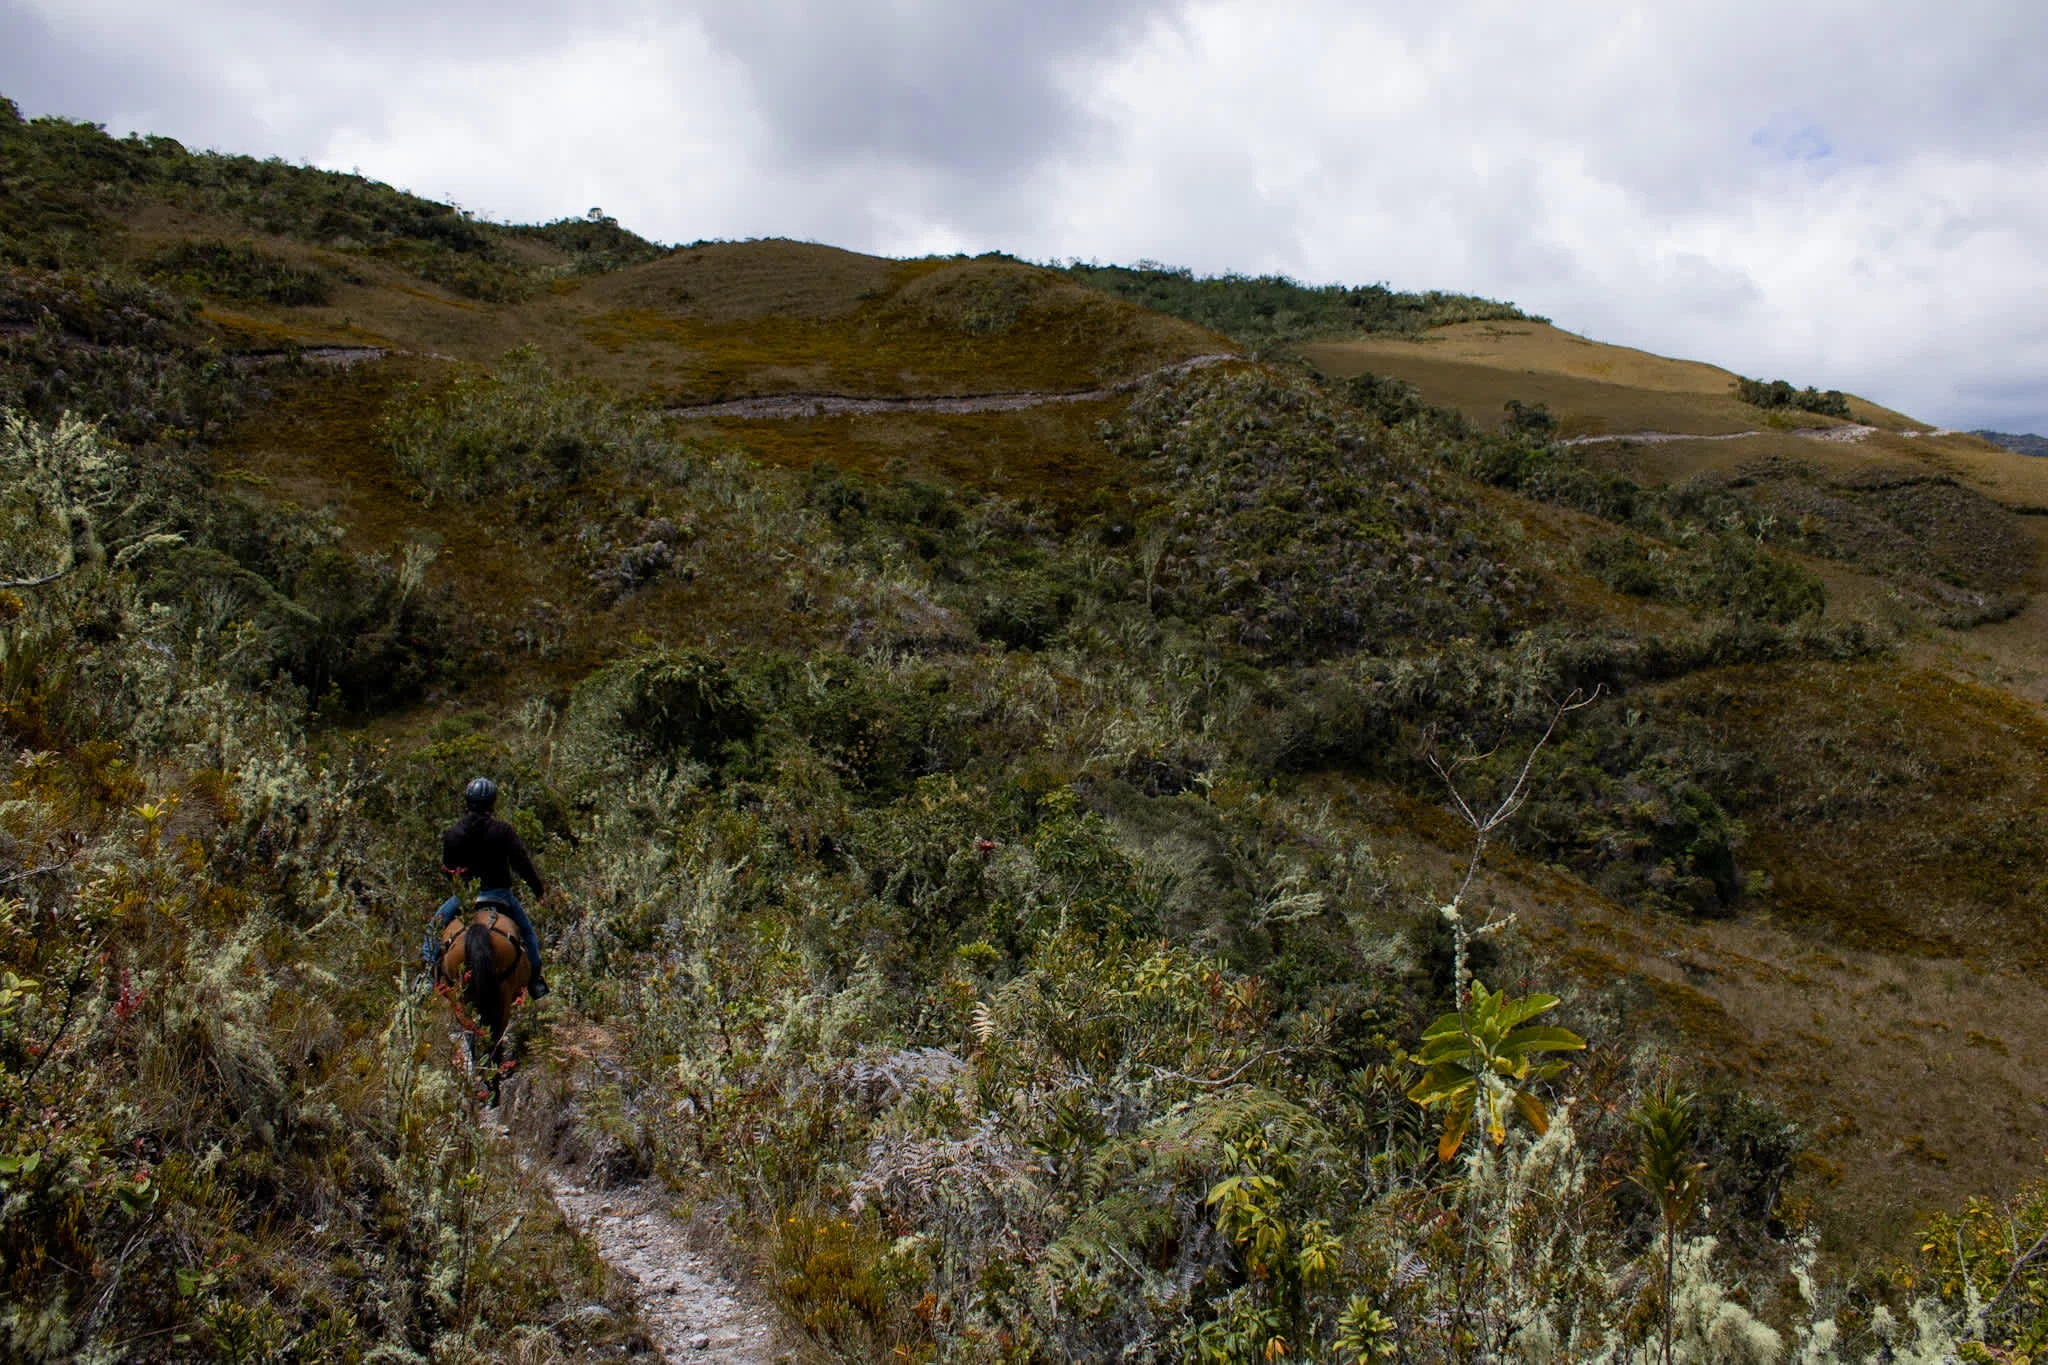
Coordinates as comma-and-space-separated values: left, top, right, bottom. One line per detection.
0, 418, 629, 1359
381, 346, 674, 502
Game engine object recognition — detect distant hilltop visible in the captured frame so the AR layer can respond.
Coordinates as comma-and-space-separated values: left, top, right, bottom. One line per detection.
1974, 429, 2048, 456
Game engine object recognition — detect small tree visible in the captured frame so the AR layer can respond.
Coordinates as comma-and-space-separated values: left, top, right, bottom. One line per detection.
1633, 1081, 1705, 1365
1503, 398, 1558, 440
1414, 690, 1599, 1171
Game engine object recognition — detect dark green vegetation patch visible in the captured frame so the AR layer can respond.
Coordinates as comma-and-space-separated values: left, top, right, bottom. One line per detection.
0, 96, 666, 294
1064, 259, 1536, 348
1735, 375, 1852, 419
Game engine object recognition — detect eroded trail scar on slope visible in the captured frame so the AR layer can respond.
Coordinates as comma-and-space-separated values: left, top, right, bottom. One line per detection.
1558, 424, 1882, 447
665, 352, 1237, 420
548, 1175, 783, 1364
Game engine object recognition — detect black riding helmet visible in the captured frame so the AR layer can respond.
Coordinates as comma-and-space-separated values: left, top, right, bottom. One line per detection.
463, 776, 499, 812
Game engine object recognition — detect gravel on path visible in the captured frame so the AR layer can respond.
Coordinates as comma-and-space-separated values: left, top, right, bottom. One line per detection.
547, 1175, 785, 1365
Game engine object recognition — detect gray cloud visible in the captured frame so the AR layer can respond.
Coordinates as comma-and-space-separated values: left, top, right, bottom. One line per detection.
695, 0, 1175, 174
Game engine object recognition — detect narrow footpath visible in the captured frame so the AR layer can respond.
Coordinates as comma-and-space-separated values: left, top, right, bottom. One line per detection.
1558, 423, 1883, 446
548, 1174, 784, 1364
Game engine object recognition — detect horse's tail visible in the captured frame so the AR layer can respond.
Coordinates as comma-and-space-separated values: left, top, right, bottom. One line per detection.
463, 917, 501, 1039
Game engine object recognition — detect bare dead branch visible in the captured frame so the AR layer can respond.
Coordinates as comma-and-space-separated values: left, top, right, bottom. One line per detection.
0, 564, 74, 590
1142, 1045, 1298, 1090
1429, 687, 1604, 912
0, 860, 70, 887
1987, 1226, 2048, 1321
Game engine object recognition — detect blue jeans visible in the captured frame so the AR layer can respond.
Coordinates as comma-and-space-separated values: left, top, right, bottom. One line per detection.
428, 887, 543, 981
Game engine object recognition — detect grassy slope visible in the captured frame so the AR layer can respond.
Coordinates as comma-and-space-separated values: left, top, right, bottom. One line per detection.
227, 237, 2048, 1249
1303, 321, 1928, 436
158, 225, 1224, 404
1297, 321, 2048, 1248
201, 245, 1223, 682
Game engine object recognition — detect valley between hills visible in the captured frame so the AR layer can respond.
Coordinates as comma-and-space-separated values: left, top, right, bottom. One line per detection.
3, 98, 2047, 1362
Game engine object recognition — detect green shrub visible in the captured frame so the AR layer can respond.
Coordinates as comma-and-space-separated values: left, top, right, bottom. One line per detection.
382, 346, 672, 502
505, 210, 668, 275
0, 269, 277, 446
1915, 1171, 2048, 1357
595, 648, 756, 769
285, 544, 459, 713
0, 100, 663, 295
970, 565, 1075, 649
779, 653, 957, 801
1334, 371, 1435, 429
142, 239, 335, 306
1106, 365, 1532, 660
1533, 741, 1749, 916
1503, 397, 1559, 439
1065, 261, 1537, 348
1582, 530, 1827, 624
1736, 376, 1852, 419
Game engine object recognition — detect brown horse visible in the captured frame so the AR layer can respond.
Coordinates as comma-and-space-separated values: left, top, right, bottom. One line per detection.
436, 903, 532, 1105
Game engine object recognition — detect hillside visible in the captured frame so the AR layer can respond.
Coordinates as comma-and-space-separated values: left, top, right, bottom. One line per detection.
4, 97, 2047, 1364
1976, 430, 2048, 458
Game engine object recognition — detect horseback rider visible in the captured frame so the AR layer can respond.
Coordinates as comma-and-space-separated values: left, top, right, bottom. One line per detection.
424, 777, 551, 999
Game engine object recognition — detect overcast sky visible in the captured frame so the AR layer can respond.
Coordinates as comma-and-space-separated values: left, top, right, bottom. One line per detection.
6, 0, 2045, 433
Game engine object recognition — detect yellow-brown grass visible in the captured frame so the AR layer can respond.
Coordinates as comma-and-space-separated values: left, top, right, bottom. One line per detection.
678, 397, 1135, 509
1303, 321, 1920, 437
1522, 881, 2048, 1259
134, 226, 1225, 408
1923, 517, 2048, 705
1581, 428, 2048, 513
1304, 760, 2048, 1262
570, 239, 899, 321
560, 252, 1223, 402
1649, 661, 2048, 969
1346, 321, 1753, 393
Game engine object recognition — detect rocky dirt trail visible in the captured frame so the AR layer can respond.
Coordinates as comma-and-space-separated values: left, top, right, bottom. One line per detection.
665, 351, 1236, 420
495, 1020, 792, 1365
546, 1174, 786, 1364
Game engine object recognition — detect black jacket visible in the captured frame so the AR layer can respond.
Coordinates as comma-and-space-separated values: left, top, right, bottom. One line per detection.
441, 812, 546, 896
